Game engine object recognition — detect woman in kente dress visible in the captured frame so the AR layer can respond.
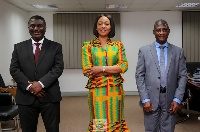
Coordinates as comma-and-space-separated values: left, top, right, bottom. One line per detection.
82, 14, 130, 132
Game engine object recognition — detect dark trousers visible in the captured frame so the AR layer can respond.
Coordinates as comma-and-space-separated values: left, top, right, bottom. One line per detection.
18, 99, 60, 132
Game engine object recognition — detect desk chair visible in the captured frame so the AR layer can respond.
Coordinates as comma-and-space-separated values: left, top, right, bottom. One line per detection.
0, 93, 20, 132
186, 62, 200, 77
176, 87, 192, 124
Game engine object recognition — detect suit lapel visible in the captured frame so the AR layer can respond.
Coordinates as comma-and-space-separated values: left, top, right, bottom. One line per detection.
36, 38, 48, 66
150, 43, 160, 72
27, 39, 35, 65
166, 43, 173, 75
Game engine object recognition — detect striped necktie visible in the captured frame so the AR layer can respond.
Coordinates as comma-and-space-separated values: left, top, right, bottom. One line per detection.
34, 43, 41, 64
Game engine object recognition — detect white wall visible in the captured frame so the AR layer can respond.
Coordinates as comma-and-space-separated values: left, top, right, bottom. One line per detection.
0, 1, 182, 94
0, 0, 29, 85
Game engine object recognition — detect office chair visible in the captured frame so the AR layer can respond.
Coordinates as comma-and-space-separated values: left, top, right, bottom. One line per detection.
176, 86, 192, 124
0, 93, 20, 132
186, 62, 200, 76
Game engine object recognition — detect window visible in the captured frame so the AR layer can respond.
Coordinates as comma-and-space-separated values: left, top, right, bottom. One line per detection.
183, 11, 200, 62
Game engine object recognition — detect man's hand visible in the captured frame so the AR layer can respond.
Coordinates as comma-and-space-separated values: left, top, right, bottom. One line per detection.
143, 101, 153, 112
36, 90, 46, 98
170, 101, 179, 114
28, 81, 46, 98
28, 81, 43, 95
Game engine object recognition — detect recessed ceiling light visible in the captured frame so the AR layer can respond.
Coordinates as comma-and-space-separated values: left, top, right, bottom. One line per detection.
176, 3, 200, 7
106, 4, 129, 9
32, 5, 58, 9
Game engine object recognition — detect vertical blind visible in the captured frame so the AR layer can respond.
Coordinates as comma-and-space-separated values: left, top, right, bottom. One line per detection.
53, 13, 120, 69
183, 11, 200, 62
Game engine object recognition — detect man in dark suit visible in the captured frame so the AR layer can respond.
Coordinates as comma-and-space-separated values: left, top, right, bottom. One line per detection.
135, 19, 187, 132
10, 15, 64, 132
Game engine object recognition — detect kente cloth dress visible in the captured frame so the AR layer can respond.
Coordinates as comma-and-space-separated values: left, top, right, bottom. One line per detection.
82, 38, 130, 132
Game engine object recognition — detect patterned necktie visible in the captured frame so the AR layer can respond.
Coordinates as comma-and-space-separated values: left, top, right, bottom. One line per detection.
160, 45, 166, 87
34, 43, 41, 64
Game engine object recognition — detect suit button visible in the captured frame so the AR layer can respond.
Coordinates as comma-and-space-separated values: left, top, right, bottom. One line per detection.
158, 77, 160, 79
157, 88, 159, 90
35, 72, 37, 74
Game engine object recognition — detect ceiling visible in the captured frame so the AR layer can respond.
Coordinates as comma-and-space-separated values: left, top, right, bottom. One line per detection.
5, 0, 200, 12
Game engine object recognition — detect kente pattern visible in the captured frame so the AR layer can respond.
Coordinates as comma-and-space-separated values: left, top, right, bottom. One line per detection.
87, 86, 130, 132
82, 38, 129, 132
81, 38, 128, 89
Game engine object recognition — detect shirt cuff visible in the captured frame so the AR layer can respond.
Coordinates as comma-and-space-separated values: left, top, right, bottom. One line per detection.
142, 98, 150, 104
26, 84, 32, 90
173, 98, 181, 104
38, 81, 44, 88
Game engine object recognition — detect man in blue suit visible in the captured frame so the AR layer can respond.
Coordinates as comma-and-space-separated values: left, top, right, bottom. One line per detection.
135, 19, 187, 132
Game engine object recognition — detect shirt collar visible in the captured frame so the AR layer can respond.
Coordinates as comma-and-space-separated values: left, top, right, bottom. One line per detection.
31, 37, 44, 45
155, 41, 168, 48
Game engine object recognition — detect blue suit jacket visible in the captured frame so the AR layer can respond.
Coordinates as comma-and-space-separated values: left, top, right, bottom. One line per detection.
135, 42, 187, 111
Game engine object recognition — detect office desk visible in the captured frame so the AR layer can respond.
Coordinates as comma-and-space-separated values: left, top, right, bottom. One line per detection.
187, 80, 200, 90
0, 87, 17, 97
187, 80, 200, 111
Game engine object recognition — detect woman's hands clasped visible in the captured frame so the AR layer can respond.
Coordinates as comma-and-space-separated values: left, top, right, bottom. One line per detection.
85, 66, 104, 77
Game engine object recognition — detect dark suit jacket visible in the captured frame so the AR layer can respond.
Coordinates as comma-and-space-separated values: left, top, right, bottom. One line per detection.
10, 38, 64, 105
135, 42, 187, 111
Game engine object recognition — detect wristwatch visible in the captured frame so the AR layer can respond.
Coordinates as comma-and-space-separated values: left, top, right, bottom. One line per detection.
102, 66, 106, 73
